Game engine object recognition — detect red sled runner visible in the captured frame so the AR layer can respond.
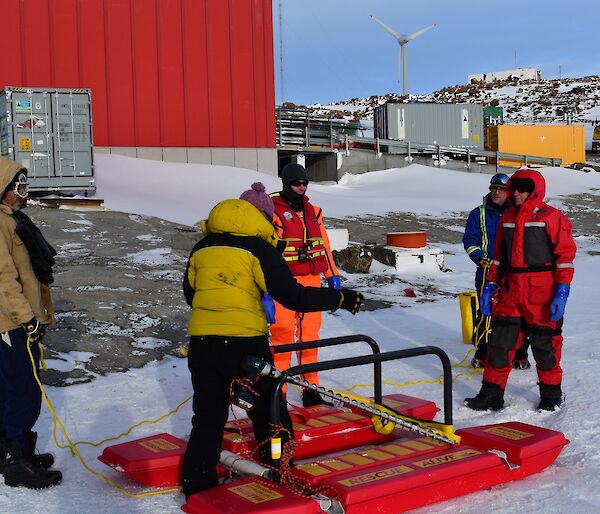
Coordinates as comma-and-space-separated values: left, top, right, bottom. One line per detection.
98, 335, 568, 513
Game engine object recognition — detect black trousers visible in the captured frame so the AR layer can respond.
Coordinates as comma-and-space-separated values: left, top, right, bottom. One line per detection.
0, 328, 42, 446
181, 335, 293, 497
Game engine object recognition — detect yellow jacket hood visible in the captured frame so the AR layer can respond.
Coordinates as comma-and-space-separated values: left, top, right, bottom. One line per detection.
0, 156, 26, 195
200, 199, 280, 249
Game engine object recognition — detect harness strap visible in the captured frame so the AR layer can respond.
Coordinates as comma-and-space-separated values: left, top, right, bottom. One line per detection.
509, 265, 555, 273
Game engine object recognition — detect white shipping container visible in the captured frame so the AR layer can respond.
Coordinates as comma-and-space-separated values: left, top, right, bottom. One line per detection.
374, 102, 484, 151
0, 86, 95, 193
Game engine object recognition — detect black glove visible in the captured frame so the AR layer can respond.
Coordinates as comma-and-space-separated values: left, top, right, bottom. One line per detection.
339, 289, 363, 315
21, 318, 45, 344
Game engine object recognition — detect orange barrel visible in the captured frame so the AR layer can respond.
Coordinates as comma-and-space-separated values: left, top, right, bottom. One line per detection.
386, 232, 427, 248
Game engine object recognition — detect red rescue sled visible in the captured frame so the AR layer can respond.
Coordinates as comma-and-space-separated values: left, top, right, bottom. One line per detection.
182, 421, 567, 514
97, 336, 569, 513
98, 392, 437, 487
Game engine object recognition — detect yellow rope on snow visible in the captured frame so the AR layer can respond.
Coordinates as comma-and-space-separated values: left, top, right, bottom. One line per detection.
27, 336, 185, 498
29, 328, 481, 496
339, 347, 482, 394
69, 396, 192, 449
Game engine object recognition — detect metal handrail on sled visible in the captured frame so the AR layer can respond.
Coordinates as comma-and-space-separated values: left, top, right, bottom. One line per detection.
272, 334, 383, 404
268, 344, 455, 478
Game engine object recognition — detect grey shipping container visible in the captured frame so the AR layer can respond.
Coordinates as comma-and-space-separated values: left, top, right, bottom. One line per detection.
0, 86, 94, 192
374, 102, 484, 152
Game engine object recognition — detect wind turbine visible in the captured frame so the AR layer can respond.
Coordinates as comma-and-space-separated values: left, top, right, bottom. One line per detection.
370, 15, 435, 96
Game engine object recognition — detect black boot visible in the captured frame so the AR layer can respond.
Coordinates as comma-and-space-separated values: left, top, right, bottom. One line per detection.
464, 381, 504, 411
513, 358, 531, 370
538, 383, 564, 411
514, 341, 531, 370
23, 432, 54, 469
3, 440, 62, 489
302, 389, 333, 408
470, 358, 484, 369
512, 347, 531, 370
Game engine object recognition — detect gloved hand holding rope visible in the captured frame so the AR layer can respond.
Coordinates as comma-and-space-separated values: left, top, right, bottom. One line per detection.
21, 318, 45, 345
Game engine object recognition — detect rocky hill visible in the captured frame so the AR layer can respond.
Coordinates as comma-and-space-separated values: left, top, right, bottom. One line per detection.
299, 75, 600, 125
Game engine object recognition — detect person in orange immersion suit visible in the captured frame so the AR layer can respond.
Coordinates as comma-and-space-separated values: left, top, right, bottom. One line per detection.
269, 163, 343, 407
465, 168, 576, 412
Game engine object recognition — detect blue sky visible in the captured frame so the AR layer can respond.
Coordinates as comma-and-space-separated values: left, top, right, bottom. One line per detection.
273, 0, 599, 105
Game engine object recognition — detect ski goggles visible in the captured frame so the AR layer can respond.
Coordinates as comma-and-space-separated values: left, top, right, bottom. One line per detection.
12, 172, 29, 199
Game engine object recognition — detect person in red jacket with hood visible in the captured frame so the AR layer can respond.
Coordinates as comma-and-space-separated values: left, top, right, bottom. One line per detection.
465, 168, 576, 412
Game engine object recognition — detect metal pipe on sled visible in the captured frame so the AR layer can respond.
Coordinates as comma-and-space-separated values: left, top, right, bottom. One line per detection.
96, 336, 569, 513
219, 450, 271, 479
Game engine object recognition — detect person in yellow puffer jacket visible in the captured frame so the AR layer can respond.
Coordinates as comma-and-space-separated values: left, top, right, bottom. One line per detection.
181, 182, 363, 499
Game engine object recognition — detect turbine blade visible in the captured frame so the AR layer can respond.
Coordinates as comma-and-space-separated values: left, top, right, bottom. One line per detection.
370, 14, 400, 40
407, 23, 435, 40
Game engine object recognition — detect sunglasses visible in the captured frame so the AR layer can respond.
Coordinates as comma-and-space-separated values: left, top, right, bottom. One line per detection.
290, 180, 308, 187
489, 185, 506, 192
513, 186, 533, 193
510, 178, 534, 194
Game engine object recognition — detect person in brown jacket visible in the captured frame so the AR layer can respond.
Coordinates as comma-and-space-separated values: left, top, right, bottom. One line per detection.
0, 156, 62, 489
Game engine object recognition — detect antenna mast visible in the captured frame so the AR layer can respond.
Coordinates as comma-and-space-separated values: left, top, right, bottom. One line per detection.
278, 0, 285, 105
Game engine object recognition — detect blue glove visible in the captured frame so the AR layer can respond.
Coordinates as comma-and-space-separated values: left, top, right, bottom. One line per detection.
479, 283, 498, 317
327, 276, 342, 290
261, 293, 276, 324
549, 283, 570, 321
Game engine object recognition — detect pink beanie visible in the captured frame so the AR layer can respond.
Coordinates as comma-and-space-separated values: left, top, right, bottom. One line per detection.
239, 182, 274, 220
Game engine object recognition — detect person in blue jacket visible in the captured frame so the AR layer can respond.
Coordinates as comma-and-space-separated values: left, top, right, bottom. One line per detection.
463, 173, 530, 369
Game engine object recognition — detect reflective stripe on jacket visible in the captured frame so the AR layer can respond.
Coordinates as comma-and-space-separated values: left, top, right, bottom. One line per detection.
487, 168, 575, 286
271, 193, 337, 277
463, 194, 502, 284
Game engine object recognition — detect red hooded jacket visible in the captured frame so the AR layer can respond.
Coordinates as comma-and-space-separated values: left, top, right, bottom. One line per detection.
488, 168, 576, 286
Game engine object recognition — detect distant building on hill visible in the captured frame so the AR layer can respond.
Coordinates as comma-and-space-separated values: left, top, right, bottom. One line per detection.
468, 68, 541, 84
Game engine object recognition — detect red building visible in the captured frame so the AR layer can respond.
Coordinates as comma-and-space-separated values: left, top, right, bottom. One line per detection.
2, 0, 277, 172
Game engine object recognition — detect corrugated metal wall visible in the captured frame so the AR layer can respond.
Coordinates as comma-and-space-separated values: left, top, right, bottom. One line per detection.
1, 0, 276, 148
375, 103, 484, 150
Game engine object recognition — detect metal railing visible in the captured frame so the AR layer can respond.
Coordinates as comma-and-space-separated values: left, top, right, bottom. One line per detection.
273, 334, 383, 404
276, 107, 364, 148
268, 344, 455, 479
344, 135, 563, 170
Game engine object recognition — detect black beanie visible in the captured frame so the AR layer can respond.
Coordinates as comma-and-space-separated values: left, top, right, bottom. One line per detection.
510, 177, 535, 194
280, 163, 309, 187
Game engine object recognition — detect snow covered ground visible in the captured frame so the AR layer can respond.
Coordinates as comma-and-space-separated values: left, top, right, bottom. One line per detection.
94, 154, 600, 225
5, 156, 600, 513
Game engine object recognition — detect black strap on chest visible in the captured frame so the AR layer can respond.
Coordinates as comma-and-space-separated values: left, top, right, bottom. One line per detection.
508, 265, 555, 273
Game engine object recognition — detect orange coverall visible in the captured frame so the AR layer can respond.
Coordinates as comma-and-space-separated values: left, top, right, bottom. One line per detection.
270, 202, 339, 386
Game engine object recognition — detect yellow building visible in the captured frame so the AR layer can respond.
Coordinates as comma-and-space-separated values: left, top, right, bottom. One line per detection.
485, 125, 585, 167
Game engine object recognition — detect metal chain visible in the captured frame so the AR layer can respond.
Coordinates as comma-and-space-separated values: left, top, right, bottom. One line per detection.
288, 377, 457, 445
